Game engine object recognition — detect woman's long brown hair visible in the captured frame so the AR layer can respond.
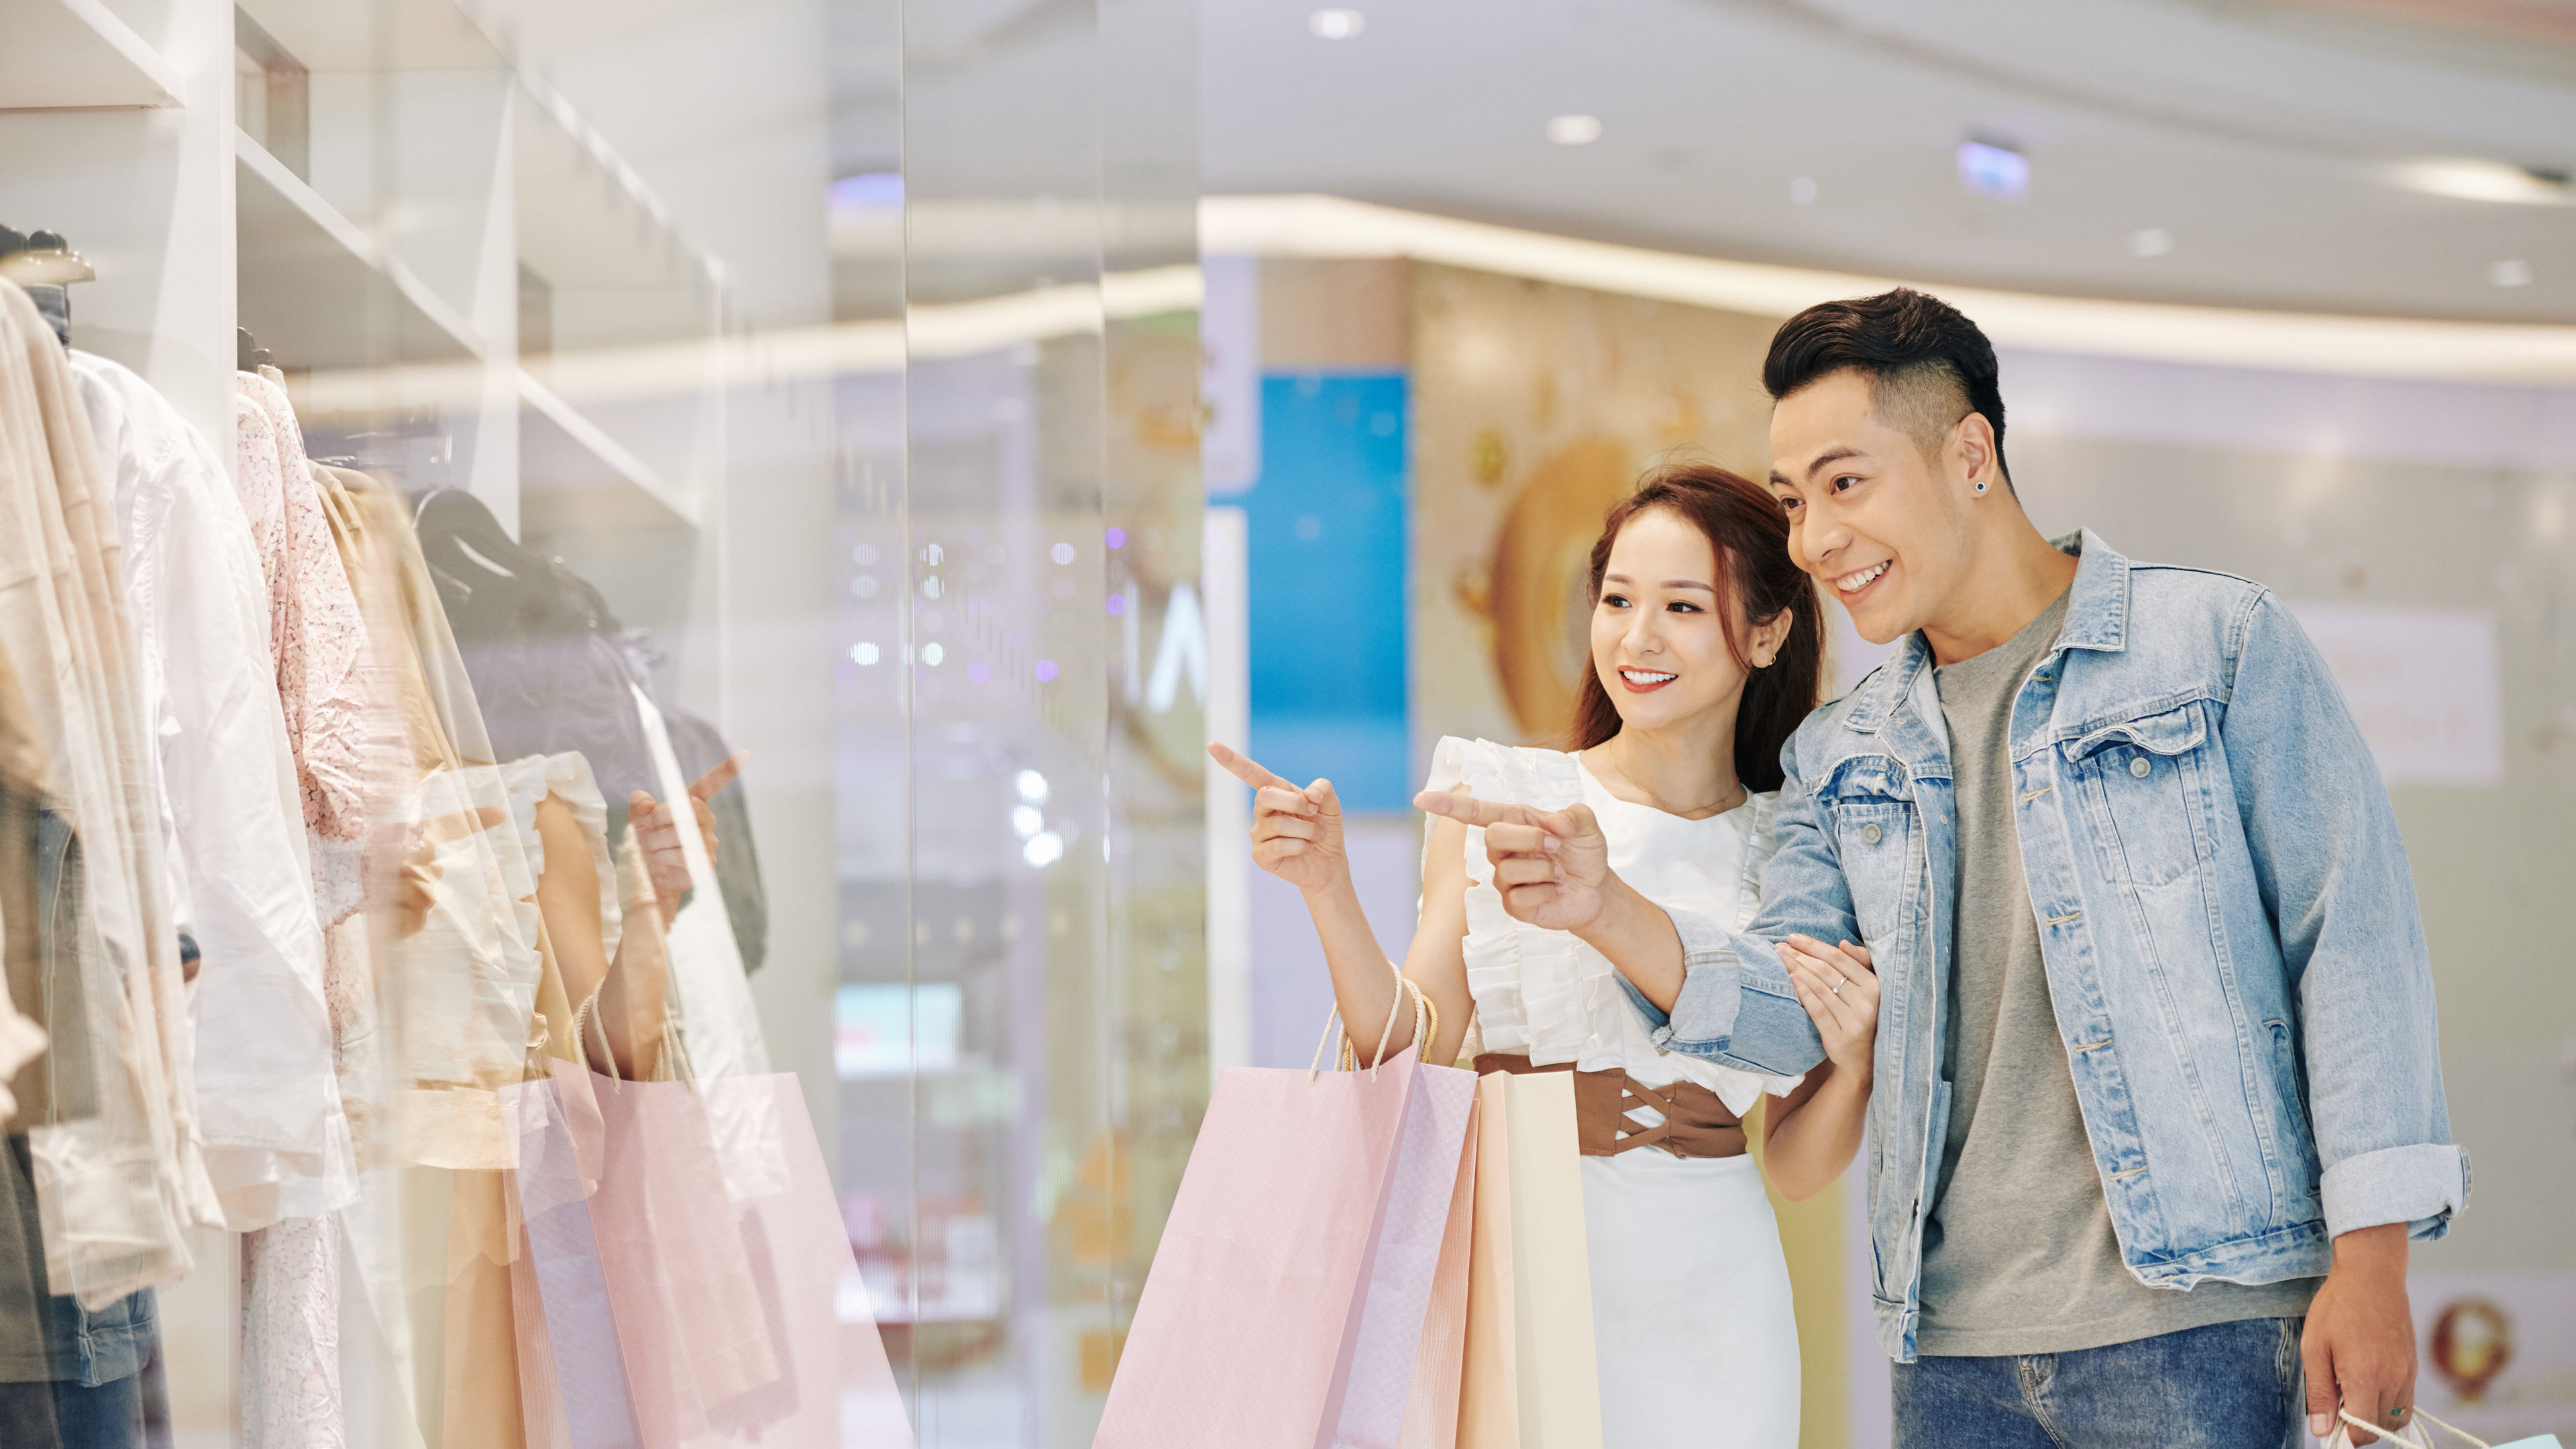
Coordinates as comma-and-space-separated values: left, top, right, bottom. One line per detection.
1568, 463, 1825, 792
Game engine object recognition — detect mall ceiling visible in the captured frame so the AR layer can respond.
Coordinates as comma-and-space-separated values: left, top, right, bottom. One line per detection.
1201, 0, 2576, 323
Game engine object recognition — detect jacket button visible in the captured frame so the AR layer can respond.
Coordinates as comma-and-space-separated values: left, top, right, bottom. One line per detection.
1862, 823, 1882, 845
2130, 757, 2152, 778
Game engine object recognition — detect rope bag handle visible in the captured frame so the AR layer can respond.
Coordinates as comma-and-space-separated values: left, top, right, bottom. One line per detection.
1308, 962, 1437, 1080
2334, 1407, 2494, 1449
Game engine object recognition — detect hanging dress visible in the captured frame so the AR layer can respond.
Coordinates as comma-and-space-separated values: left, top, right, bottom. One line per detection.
1426, 736, 1805, 1449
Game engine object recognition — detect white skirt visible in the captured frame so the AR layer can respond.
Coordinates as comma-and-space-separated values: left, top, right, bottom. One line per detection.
1580, 1150, 1801, 1448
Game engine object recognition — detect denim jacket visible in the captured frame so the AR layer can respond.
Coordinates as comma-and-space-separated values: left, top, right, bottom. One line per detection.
1624, 531, 2468, 1362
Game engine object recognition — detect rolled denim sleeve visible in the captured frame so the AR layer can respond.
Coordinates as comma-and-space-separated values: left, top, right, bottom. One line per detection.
2228, 594, 2467, 1240
1615, 730, 1846, 1079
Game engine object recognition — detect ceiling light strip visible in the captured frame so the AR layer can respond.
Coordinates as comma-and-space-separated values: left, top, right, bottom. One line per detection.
1202, 194, 2576, 385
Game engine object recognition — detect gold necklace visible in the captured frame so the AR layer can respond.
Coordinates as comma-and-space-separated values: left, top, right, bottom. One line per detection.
1589, 748, 1743, 818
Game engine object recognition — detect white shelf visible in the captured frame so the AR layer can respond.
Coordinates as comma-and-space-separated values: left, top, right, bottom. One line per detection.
235, 129, 484, 372
0, 0, 182, 111
233, 0, 499, 72
515, 98, 710, 295
516, 370, 698, 533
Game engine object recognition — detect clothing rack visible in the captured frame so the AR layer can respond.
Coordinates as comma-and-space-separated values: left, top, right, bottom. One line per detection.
0, 225, 93, 345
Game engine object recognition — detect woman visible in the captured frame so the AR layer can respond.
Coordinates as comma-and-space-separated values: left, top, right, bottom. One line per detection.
1213, 463, 1880, 1445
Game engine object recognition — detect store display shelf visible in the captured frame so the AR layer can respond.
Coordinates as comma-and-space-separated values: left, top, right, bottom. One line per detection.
235, 0, 500, 73
237, 129, 485, 372
516, 92, 716, 297
517, 369, 699, 533
0, 0, 182, 111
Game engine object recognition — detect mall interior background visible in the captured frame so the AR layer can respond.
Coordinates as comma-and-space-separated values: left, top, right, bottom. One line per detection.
0, 0, 2569, 1443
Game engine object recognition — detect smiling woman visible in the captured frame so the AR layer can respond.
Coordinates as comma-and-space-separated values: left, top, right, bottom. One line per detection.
1569, 464, 1823, 794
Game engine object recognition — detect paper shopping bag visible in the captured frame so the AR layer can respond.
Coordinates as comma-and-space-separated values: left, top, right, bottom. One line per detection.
504, 1066, 643, 1449
2331, 1407, 2565, 1449
579, 1063, 782, 1446
1334, 1055, 1479, 1449
1458, 1071, 1599, 1449
694, 1072, 912, 1448
1095, 1049, 1422, 1447
1398, 1091, 1480, 1449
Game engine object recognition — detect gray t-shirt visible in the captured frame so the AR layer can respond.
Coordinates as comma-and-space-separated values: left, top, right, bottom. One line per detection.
1915, 590, 2316, 1356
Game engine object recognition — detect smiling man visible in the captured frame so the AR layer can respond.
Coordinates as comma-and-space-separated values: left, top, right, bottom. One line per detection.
1423, 289, 2466, 1448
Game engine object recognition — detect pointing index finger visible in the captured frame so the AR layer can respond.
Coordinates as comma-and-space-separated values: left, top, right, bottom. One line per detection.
1413, 789, 1553, 831
1209, 741, 1295, 792
688, 750, 749, 803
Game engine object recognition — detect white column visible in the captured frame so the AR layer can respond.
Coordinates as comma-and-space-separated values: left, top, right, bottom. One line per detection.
1203, 504, 1251, 1079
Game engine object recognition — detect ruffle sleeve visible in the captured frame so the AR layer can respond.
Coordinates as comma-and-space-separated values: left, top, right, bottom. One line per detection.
1429, 736, 1599, 1067
500, 751, 622, 962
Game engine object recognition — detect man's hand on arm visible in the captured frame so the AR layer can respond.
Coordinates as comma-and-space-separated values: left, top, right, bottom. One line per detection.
1412, 788, 1688, 1009
2303, 1222, 2415, 1446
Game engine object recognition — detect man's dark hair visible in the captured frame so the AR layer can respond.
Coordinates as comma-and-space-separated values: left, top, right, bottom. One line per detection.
1762, 287, 2010, 490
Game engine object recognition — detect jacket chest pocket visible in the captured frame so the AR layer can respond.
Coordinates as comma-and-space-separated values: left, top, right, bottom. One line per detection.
1823, 762, 1915, 945
2061, 704, 2212, 888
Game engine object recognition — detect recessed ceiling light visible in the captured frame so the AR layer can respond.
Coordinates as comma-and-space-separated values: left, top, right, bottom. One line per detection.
1788, 176, 1819, 205
1548, 115, 1603, 146
1308, 9, 1364, 40
1957, 139, 2029, 201
2387, 158, 2571, 206
2129, 227, 2175, 258
2489, 259, 2535, 288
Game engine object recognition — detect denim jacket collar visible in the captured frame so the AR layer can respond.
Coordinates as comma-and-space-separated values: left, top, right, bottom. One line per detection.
1841, 527, 2131, 740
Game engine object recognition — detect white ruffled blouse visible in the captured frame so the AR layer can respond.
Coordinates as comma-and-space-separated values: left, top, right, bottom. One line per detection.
1426, 736, 1804, 1116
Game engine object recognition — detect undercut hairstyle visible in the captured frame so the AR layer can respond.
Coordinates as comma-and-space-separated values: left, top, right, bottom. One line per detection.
1762, 287, 2011, 492
1570, 464, 1825, 792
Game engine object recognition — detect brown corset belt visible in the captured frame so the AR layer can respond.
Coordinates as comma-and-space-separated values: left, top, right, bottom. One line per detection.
1474, 1054, 1748, 1160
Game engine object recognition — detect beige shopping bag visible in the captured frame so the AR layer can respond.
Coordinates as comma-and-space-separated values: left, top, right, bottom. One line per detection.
1457, 1071, 1601, 1449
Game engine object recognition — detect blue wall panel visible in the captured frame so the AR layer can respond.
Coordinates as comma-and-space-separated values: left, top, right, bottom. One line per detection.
1244, 372, 1411, 811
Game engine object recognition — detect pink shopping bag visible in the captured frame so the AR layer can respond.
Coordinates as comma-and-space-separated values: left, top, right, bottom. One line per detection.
1102, 982, 1477, 1449
517, 992, 781, 1449
1335, 1055, 1479, 1449
1097, 1049, 1419, 1447
1399, 1092, 1479, 1449
504, 1064, 644, 1449
580, 1062, 782, 1445
695, 1072, 912, 1448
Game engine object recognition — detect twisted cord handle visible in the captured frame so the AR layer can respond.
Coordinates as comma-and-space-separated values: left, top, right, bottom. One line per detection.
2334, 1407, 2491, 1449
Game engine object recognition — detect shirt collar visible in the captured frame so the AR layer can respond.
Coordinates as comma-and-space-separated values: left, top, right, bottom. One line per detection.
1841, 527, 2129, 736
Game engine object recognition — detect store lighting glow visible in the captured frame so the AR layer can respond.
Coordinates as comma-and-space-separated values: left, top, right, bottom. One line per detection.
2130, 228, 2175, 258
1197, 195, 2576, 384
2489, 259, 2535, 288
921, 643, 944, 665
1548, 115, 1603, 146
828, 171, 903, 213
1788, 176, 1819, 206
1012, 804, 1044, 839
1957, 140, 2029, 201
2387, 158, 2572, 207
849, 642, 879, 665
1023, 831, 1065, 868
1016, 769, 1050, 803
1308, 8, 1363, 39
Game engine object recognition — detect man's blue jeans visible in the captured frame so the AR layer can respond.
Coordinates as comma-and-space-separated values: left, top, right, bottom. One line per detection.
1892, 1318, 2305, 1449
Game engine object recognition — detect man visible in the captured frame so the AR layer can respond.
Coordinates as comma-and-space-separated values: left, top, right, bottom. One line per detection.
1424, 288, 2464, 1447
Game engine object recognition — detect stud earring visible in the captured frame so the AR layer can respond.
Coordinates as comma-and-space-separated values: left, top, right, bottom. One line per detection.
1974, 480, 1988, 494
